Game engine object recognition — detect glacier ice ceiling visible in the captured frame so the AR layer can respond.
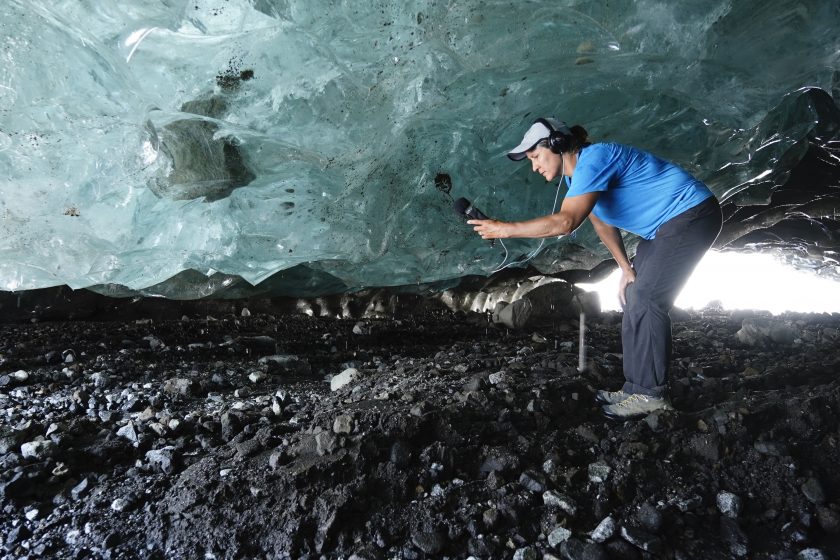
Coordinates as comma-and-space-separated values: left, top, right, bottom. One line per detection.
1, 0, 839, 298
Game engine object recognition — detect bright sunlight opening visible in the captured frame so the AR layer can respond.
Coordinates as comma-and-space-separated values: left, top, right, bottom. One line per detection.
578, 251, 840, 315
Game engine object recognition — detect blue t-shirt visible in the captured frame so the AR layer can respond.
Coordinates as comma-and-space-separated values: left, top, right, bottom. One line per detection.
566, 143, 713, 240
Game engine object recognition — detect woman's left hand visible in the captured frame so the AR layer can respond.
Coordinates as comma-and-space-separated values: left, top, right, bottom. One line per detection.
467, 219, 510, 240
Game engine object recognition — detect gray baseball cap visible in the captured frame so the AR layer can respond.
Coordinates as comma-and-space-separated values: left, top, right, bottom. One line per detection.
507, 118, 571, 161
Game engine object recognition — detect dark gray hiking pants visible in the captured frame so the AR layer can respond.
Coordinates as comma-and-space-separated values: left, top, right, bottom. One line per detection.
621, 196, 723, 398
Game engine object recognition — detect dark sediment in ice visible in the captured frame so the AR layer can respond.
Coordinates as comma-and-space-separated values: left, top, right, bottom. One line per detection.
2, 307, 840, 559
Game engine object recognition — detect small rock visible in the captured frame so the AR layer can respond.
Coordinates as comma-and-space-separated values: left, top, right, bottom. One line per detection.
410, 402, 428, 417
137, 407, 156, 422
513, 547, 538, 560
116, 422, 138, 443
754, 440, 788, 456
816, 505, 840, 533
736, 318, 796, 346
548, 526, 572, 547
12, 370, 29, 382
145, 447, 177, 474
236, 336, 277, 354
268, 449, 286, 469
797, 548, 827, 560
163, 378, 194, 396
333, 414, 353, 434
519, 470, 546, 493
71, 478, 91, 500
483, 507, 500, 529
801, 478, 826, 505
590, 516, 616, 543
588, 461, 611, 483
620, 525, 663, 554
717, 491, 742, 518
603, 539, 638, 560
560, 538, 608, 560
143, 335, 164, 350
248, 371, 266, 384
463, 376, 484, 392
486, 471, 504, 490
220, 412, 242, 441
258, 355, 311, 375
21, 439, 56, 460
271, 398, 283, 416
4, 524, 31, 547
389, 441, 412, 466
720, 517, 749, 557
111, 497, 132, 512
315, 431, 338, 456
635, 502, 663, 533
149, 422, 167, 436
0, 434, 20, 455
330, 368, 360, 391
543, 491, 577, 516
411, 530, 446, 555
488, 371, 507, 385
235, 438, 264, 459
643, 410, 669, 431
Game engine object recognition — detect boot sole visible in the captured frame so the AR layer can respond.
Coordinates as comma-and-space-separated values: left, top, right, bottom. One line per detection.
601, 405, 675, 421
601, 408, 649, 421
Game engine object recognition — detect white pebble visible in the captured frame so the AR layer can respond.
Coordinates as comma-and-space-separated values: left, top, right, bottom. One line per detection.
590, 516, 616, 543
716, 491, 742, 518
548, 526, 572, 547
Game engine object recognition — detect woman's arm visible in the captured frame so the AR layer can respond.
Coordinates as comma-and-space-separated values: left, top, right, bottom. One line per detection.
588, 213, 631, 271
589, 212, 636, 307
468, 192, 600, 239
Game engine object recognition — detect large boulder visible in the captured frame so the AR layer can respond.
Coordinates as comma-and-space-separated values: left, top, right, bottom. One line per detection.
493, 281, 600, 330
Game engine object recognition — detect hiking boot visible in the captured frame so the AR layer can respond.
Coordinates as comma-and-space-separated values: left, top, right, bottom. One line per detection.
595, 389, 629, 405
602, 393, 673, 420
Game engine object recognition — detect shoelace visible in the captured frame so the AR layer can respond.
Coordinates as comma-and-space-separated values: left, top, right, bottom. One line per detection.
616, 393, 649, 407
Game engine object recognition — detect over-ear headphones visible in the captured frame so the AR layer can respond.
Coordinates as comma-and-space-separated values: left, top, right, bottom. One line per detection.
534, 117, 571, 154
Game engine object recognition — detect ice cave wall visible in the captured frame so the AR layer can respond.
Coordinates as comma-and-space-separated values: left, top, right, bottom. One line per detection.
0, 0, 838, 298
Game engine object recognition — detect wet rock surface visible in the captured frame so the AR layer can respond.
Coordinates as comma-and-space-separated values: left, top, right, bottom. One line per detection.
1, 308, 839, 559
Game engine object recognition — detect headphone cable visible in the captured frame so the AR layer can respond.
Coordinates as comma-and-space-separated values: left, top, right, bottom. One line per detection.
491, 157, 567, 273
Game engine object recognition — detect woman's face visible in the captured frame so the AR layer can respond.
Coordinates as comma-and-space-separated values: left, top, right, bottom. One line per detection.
526, 146, 563, 181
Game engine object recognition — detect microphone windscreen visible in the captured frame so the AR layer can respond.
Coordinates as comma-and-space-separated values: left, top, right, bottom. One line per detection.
453, 197, 471, 216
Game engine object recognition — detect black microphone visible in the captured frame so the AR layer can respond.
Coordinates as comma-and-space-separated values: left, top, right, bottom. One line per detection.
453, 197, 490, 220
453, 197, 495, 246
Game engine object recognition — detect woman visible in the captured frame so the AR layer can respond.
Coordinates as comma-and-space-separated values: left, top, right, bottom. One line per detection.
468, 117, 722, 419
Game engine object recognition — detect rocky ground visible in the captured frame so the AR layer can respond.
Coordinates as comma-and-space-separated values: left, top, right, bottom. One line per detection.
1, 306, 839, 560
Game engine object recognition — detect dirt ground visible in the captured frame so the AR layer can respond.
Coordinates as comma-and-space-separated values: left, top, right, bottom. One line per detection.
1, 306, 839, 559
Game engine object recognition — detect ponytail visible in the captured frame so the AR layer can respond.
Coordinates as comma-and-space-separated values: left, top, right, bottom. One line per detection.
568, 125, 591, 152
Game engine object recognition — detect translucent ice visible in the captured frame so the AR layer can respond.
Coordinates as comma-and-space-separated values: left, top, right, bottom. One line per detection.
1, 0, 838, 297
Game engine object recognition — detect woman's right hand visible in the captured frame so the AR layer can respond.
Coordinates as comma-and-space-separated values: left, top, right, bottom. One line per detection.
618, 267, 636, 308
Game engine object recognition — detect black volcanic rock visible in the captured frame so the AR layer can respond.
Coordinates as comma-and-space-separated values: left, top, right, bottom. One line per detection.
1, 308, 840, 558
